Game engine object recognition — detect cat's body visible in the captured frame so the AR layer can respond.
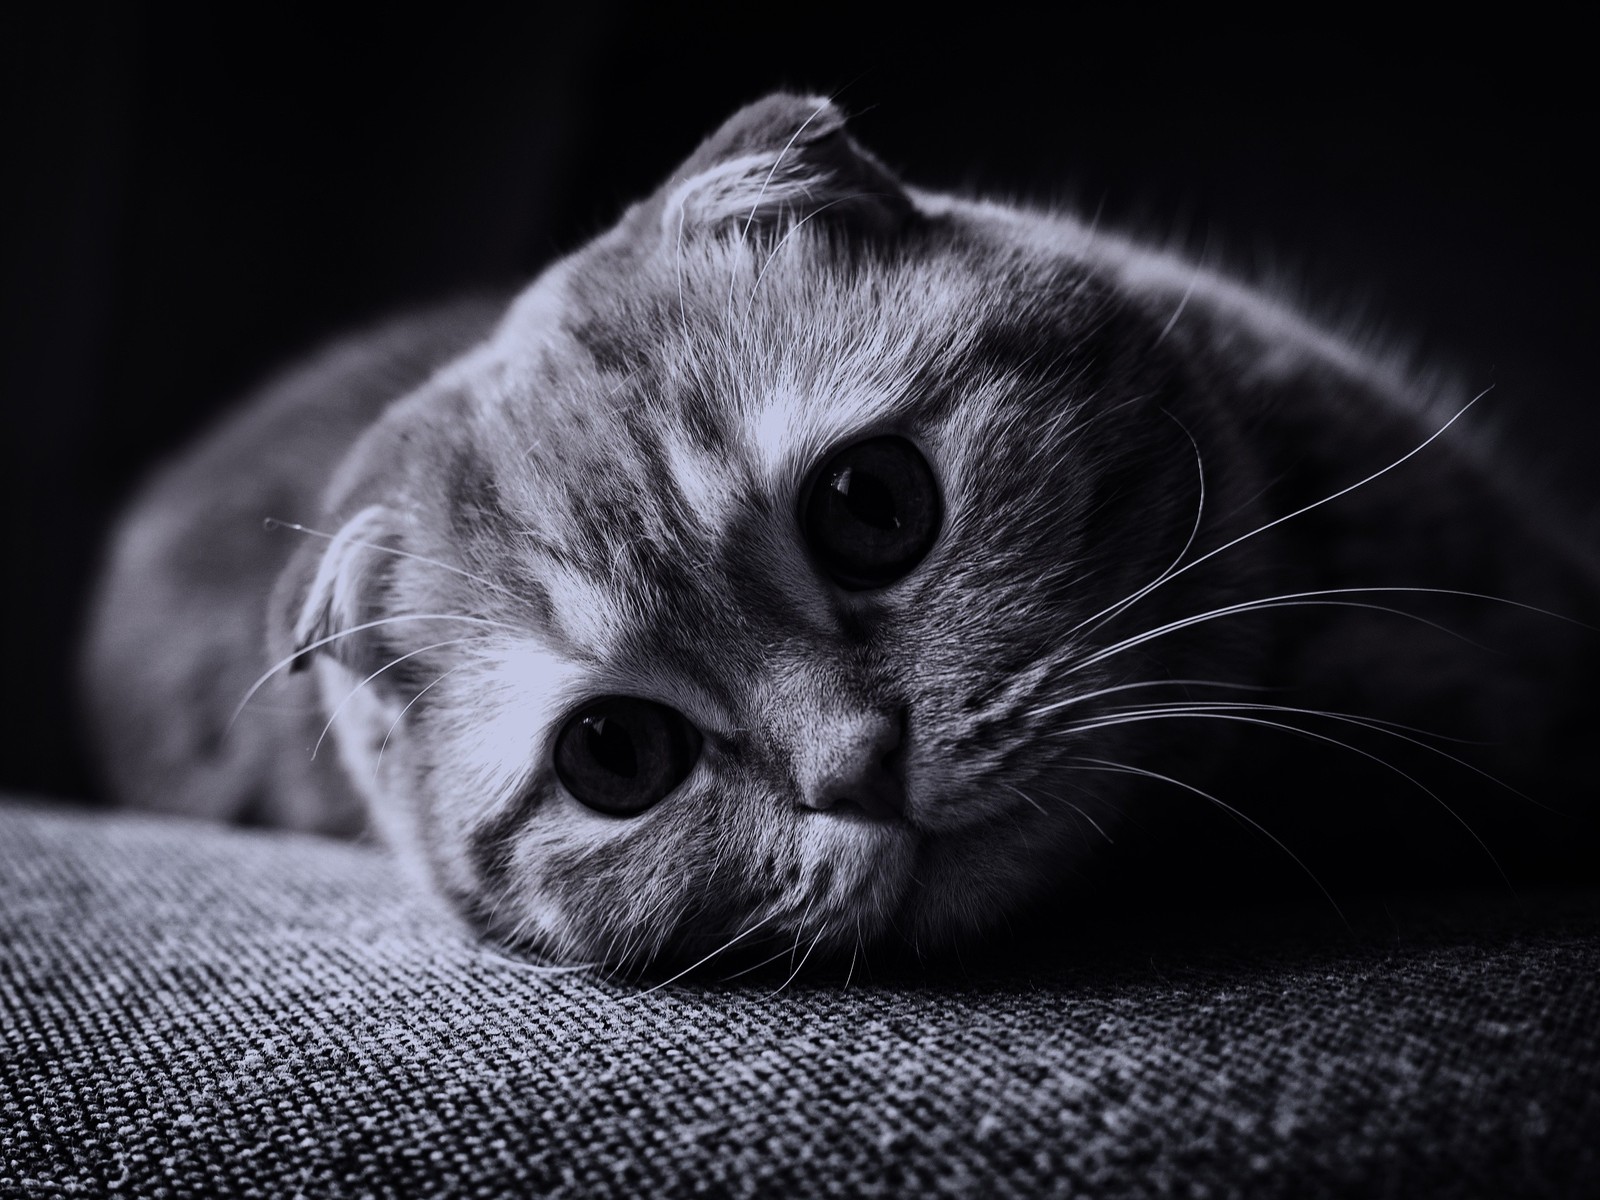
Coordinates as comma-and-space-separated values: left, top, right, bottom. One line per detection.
82, 96, 1600, 972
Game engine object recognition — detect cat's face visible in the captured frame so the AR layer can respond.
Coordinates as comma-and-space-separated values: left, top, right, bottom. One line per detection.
286, 97, 1243, 970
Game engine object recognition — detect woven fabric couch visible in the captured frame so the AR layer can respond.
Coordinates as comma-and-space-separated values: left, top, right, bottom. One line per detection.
3, 799, 1597, 1198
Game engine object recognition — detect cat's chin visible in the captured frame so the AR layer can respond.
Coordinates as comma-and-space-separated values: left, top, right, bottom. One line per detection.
890, 809, 1089, 954
786, 812, 922, 949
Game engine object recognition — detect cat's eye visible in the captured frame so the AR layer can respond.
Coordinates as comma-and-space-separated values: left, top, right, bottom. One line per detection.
802, 435, 942, 589
553, 697, 702, 817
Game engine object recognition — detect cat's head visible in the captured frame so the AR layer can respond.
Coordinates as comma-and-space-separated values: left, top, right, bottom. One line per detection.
277, 95, 1250, 971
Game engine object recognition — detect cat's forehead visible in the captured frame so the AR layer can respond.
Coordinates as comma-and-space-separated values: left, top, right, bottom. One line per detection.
486, 235, 989, 506
431, 221, 1104, 680
431, 238, 954, 659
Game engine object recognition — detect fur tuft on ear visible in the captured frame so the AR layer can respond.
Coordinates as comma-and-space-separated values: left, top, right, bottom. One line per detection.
659, 93, 912, 241
272, 504, 396, 674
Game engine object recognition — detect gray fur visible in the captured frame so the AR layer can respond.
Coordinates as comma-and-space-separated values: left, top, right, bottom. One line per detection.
81, 95, 1600, 972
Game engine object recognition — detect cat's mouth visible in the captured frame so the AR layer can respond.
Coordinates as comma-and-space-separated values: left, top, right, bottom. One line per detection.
748, 811, 921, 955
799, 781, 1060, 965
897, 745, 1017, 836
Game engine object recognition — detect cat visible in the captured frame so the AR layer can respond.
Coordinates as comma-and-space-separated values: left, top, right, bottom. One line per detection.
80, 94, 1600, 975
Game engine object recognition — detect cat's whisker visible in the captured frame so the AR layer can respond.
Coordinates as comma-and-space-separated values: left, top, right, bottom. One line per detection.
1152, 259, 1205, 346
1041, 788, 1114, 844
1101, 698, 1485, 748
491, 906, 545, 966
765, 929, 827, 999
374, 662, 474, 778
627, 909, 782, 1001
476, 944, 594, 978
1032, 387, 1147, 460
1001, 782, 1048, 816
1219, 466, 1297, 525
716, 937, 808, 984
610, 879, 692, 976
722, 96, 837, 333
843, 926, 863, 991
1089, 697, 1539, 805
1064, 755, 1349, 929
631, 883, 693, 967
745, 194, 879, 308
1039, 792, 1088, 845
1068, 589, 1511, 681
787, 892, 820, 970
313, 638, 475, 761
1120, 388, 1493, 617
605, 922, 643, 979
1027, 676, 1269, 720
1063, 405, 1208, 642
615, 926, 646, 975
229, 612, 518, 734
1058, 708, 1510, 884
478, 887, 518, 951
597, 910, 628, 974
263, 518, 522, 605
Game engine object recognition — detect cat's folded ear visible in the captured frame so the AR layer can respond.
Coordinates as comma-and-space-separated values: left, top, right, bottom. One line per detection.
269, 505, 396, 679
650, 93, 913, 243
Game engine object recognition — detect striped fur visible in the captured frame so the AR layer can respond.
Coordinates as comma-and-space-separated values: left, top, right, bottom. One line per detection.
84, 95, 1600, 974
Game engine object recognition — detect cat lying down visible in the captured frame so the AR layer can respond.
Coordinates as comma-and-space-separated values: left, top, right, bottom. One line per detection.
82, 95, 1600, 975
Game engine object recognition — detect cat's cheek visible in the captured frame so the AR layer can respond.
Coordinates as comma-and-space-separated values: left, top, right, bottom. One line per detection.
468, 806, 691, 963
900, 751, 1023, 835
903, 831, 1061, 946
309, 658, 417, 846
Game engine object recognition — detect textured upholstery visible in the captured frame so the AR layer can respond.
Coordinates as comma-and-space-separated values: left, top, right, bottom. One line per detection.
3, 799, 1598, 1198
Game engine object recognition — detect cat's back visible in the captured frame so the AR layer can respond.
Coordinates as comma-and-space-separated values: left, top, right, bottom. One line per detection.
80, 296, 507, 833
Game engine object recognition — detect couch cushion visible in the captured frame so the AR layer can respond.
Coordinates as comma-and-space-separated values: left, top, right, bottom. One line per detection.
3, 800, 1597, 1198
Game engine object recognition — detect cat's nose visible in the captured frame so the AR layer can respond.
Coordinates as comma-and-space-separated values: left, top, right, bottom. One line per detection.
797, 711, 906, 822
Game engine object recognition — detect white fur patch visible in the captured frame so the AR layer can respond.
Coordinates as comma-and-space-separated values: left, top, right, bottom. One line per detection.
543, 563, 625, 657
662, 430, 740, 535
448, 638, 584, 811
660, 97, 840, 237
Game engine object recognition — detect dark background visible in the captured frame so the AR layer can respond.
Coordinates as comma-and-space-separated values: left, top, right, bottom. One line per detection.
4, 9, 1593, 800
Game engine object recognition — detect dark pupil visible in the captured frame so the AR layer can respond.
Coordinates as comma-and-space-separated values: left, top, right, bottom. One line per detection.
583, 715, 637, 779
803, 436, 941, 590
830, 466, 898, 530
554, 698, 701, 817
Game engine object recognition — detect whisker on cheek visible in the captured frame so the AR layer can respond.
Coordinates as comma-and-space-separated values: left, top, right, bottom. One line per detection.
80, 94, 1600, 980
1063, 755, 1350, 931
1056, 709, 1509, 885
623, 910, 784, 1001
313, 638, 477, 761
229, 613, 519, 735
